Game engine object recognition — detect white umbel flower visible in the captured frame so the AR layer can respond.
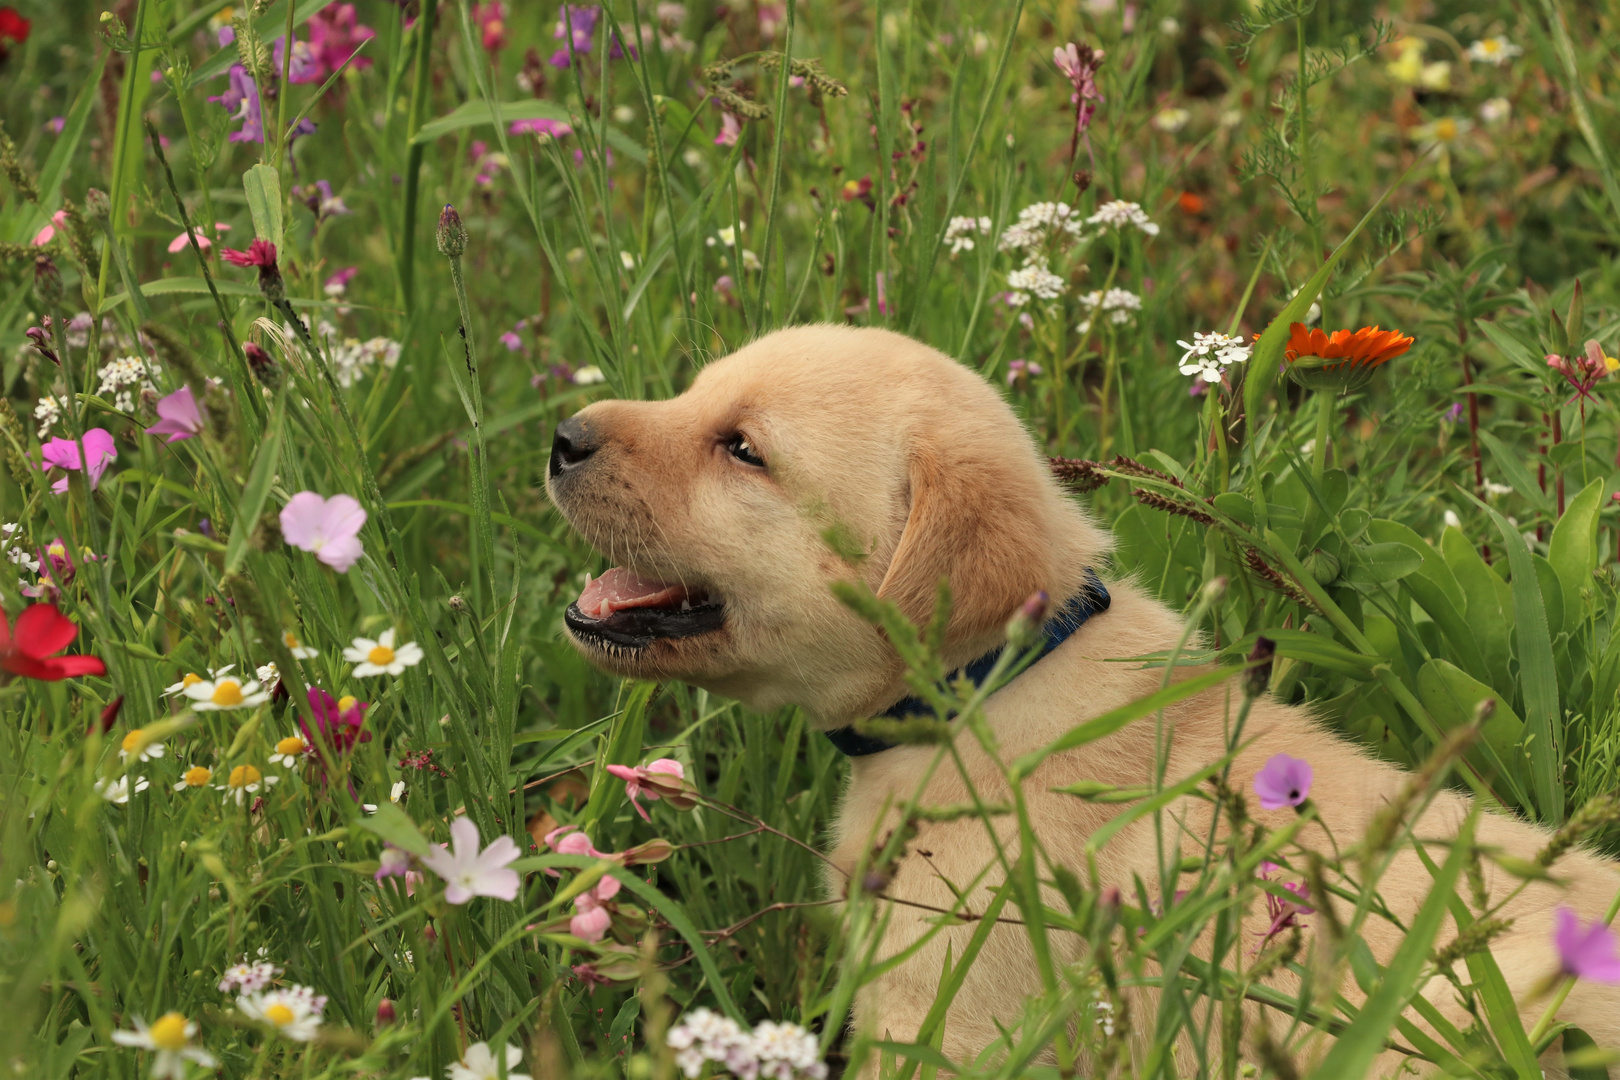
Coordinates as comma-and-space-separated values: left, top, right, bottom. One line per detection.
343, 628, 425, 677
944, 215, 992, 254
1086, 199, 1160, 236
1176, 331, 1249, 383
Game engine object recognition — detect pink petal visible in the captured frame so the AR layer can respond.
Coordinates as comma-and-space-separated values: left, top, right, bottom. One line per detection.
570, 903, 611, 942
447, 815, 481, 858
315, 534, 364, 572
475, 865, 520, 901
318, 493, 367, 541
647, 759, 684, 779
279, 491, 330, 548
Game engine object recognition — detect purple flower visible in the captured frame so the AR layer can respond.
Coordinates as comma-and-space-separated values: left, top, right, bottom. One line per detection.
273, 35, 323, 83
40, 429, 117, 494
1555, 907, 1620, 982
1007, 358, 1043, 385
714, 110, 741, 147
509, 116, 573, 139
549, 4, 599, 66
144, 386, 207, 443
279, 491, 367, 572
1253, 753, 1311, 810
499, 329, 523, 351
45, 116, 64, 135
209, 65, 265, 144
375, 844, 412, 881
302, 687, 372, 754
307, 3, 375, 76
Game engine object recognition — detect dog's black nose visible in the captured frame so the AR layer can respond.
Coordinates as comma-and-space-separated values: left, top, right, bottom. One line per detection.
549, 414, 599, 478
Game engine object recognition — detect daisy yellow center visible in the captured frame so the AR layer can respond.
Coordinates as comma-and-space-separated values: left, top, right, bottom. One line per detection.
181, 672, 203, 688
367, 644, 395, 666
228, 765, 262, 788
283, 631, 302, 648
149, 1012, 189, 1051
264, 1002, 295, 1026
121, 729, 145, 753
1434, 118, 1458, 141
337, 695, 357, 712
183, 766, 212, 787
1482, 40, 1500, 53
211, 680, 244, 707
275, 736, 306, 755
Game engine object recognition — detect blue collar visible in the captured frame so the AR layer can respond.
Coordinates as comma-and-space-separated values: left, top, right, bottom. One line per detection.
824, 570, 1111, 757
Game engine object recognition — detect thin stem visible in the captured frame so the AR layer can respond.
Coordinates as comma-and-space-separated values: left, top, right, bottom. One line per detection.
1311, 389, 1334, 486
398, 0, 440, 307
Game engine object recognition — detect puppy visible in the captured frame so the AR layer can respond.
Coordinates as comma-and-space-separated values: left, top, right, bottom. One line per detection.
546, 324, 1620, 1070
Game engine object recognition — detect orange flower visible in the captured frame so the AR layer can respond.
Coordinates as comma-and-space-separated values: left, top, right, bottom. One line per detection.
1177, 191, 1206, 215
1283, 323, 1414, 370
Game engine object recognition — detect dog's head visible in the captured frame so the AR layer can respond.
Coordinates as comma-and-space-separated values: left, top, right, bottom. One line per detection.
545, 325, 1109, 724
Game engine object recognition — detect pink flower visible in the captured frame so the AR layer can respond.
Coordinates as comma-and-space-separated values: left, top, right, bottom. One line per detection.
1555, 907, 1620, 982
144, 386, 207, 443
302, 687, 372, 753
1253, 753, 1311, 811
375, 845, 412, 881
40, 429, 117, 494
419, 815, 522, 905
570, 875, 621, 942
605, 758, 688, 821
324, 266, 359, 297
543, 825, 606, 868
510, 116, 573, 139
222, 239, 277, 268
279, 491, 367, 572
1254, 862, 1313, 951
167, 222, 230, 254
473, 1, 506, 52
32, 209, 67, 246
714, 111, 742, 147
499, 329, 523, 351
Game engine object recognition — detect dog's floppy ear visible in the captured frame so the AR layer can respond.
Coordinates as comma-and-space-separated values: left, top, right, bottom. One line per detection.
875, 437, 1050, 650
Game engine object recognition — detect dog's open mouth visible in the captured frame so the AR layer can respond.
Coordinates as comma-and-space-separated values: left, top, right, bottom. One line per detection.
564, 567, 726, 650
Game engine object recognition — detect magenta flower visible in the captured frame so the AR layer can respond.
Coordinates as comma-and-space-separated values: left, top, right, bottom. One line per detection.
40, 429, 117, 494
279, 491, 367, 572
499, 329, 523, 351
1253, 753, 1311, 811
32, 209, 67, 247
209, 64, 265, 144
1555, 907, 1620, 982
1254, 861, 1313, 950
510, 116, 573, 139
302, 688, 372, 754
419, 816, 522, 905
144, 386, 207, 443
549, 4, 599, 66
222, 239, 277, 269
604, 758, 690, 821
570, 874, 620, 941
543, 825, 606, 867
307, 3, 375, 76
167, 222, 230, 254
714, 111, 742, 147
324, 266, 359, 297
1053, 41, 1106, 149
473, 1, 506, 52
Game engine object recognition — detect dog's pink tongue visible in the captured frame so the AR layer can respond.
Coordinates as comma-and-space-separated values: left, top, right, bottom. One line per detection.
577, 567, 688, 619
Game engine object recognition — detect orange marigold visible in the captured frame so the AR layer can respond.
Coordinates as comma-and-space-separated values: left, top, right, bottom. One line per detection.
1283, 323, 1414, 370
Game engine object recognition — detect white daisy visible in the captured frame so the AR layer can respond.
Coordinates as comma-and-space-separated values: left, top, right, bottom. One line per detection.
111, 1011, 217, 1080
448, 1041, 532, 1080
216, 764, 280, 806
390, 780, 406, 803
281, 630, 319, 659
573, 365, 606, 385
1465, 37, 1522, 65
342, 628, 425, 677
118, 728, 166, 763
173, 764, 213, 792
163, 664, 235, 697
237, 984, 325, 1041
185, 675, 269, 712
96, 775, 150, 804
268, 735, 309, 768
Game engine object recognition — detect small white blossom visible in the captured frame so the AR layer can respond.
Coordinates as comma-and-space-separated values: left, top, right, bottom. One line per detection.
96, 355, 161, 413
34, 394, 66, 437
118, 728, 166, 763
215, 764, 280, 806
343, 628, 425, 678
1465, 37, 1522, 65
111, 1012, 217, 1080
1443, 510, 1462, 529
1005, 261, 1066, 305
574, 365, 606, 385
1086, 200, 1160, 236
218, 960, 281, 994
1479, 97, 1512, 124
238, 984, 325, 1041
997, 201, 1084, 254
1483, 479, 1513, 497
1176, 331, 1249, 383
96, 775, 150, 804
667, 1009, 826, 1080
1077, 288, 1143, 333
185, 674, 269, 712
447, 1041, 533, 1080
6, 545, 40, 574
1152, 106, 1190, 133
944, 215, 993, 254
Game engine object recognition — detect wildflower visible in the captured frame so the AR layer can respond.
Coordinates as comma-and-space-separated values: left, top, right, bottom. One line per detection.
298, 179, 350, 218
280, 492, 367, 572
944, 215, 992, 255
217, 763, 279, 805
1, 602, 106, 680
1479, 97, 1512, 125
544, 825, 608, 864
208, 65, 265, 144
217, 960, 280, 994
667, 1008, 827, 1080
111, 1012, 218, 1080
1077, 288, 1142, 333
96, 355, 161, 413
1253, 861, 1314, 950
574, 365, 606, 385
163, 665, 232, 697
0, 6, 29, 50
1178, 191, 1206, 215
448, 1042, 532, 1080
1052, 41, 1105, 144
1466, 37, 1522, 65
1086, 199, 1159, 236
997, 201, 1083, 254
31, 209, 67, 246
302, 688, 372, 753
1553, 907, 1620, 982
280, 630, 318, 659
1412, 116, 1471, 152
714, 110, 742, 147
238, 984, 325, 1041
509, 116, 573, 139
142, 386, 207, 444
173, 764, 213, 791
605, 758, 693, 821
841, 175, 874, 208
185, 674, 270, 712
95, 775, 149, 803
1281, 322, 1413, 391
323, 266, 358, 298
33, 393, 65, 437
1253, 753, 1312, 810
221, 239, 284, 300
500, 327, 524, 351
119, 728, 165, 763
342, 628, 423, 678
1005, 261, 1066, 305
1006, 358, 1043, 385
708, 223, 745, 248
268, 735, 308, 768
40, 429, 117, 494
6, 542, 40, 575
549, 4, 600, 66
1175, 331, 1249, 383
473, 1, 507, 51
1152, 106, 1189, 133
166, 223, 229, 254
419, 815, 522, 904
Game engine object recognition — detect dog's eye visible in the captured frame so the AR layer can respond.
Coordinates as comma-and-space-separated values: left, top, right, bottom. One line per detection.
726, 433, 766, 468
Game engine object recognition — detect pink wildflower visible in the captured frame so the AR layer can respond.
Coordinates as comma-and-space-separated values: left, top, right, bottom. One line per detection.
604, 758, 689, 821
32, 209, 67, 246
1253, 753, 1311, 811
510, 116, 573, 139
714, 110, 742, 147
144, 386, 207, 443
279, 492, 366, 572
40, 429, 117, 494
167, 222, 230, 254
1555, 907, 1620, 982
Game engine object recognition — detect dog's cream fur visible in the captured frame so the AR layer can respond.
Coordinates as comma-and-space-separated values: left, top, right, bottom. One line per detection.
547, 325, 1620, 1071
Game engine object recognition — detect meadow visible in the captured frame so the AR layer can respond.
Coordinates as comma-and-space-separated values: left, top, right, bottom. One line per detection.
3, 0, 1620, 1077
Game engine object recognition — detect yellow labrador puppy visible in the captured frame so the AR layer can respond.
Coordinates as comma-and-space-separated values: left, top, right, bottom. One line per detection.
545, 324, 1619, 1068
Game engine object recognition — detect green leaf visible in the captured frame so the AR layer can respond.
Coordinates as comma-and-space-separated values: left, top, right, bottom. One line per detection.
1343, 541, 1424, 585
1474, 318, 1549, 376
356, 801, 431, 858
1476, 428, 1553, 513
224, 392, 285, 575
1440, 525, 1513, 696
20, 51, 106, 240
1415, 658, 1528, 804
1223, 628, 1382, 677
242, 164, 284, 254
412, 98, 571, 144
1549, 477, 1607, 624
101, 276, 335, 312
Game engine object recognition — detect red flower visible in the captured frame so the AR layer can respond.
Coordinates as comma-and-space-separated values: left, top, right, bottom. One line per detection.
1, 603, 106, 681
0, 8, 31, 45
222, 239, 278, 268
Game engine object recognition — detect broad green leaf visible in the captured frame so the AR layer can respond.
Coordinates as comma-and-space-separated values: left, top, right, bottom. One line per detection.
224, 392, 285, 575
1475, 317, 1549, 376
1440, 525, 1513, 696
1343, 541, 1423, 585
1477, 428, 1553, 513
1367, 519, 1466, 614
356, 801, 431, 857
1416, 659, 1529, 805
243, 164, 284, 254
1549, 477, 1607, 623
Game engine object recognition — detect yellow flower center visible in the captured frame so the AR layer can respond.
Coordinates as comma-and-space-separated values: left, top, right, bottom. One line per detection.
46, 541, 65, 557
264, 1002, 295, 1026
211, 680, 244, 707
337, 695, 357, 713
228, 765, 262, 788
121, 729, 145, 753
149, 1012, 189, 1051
181, 672, 203, 688
1482, 40, 1500, 53
183, 766, 212, 787
1434, 118, 1457, 142
283, 631, 302, 649
367, 645, 395, 667
275, 736, 306, 756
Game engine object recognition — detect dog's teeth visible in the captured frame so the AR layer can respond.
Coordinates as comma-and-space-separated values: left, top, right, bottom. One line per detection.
599, 600, 612, 619
681, 599, 691, 611
584, 571, 593, 588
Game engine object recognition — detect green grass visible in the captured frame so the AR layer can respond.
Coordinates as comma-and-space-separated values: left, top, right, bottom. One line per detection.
4, 0, 1620, 1077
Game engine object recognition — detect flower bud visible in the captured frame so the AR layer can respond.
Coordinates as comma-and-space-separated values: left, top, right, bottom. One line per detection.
1005, 589, 1049, 647
1243, 636, 1275, 699
375, 998, 396, 1026
621, 837, 675, 866
243, 341, 279, 386
436, 204, 467, 258
447, 594, 468, 613
84, 188, 111, 222
93, 696, 124, 734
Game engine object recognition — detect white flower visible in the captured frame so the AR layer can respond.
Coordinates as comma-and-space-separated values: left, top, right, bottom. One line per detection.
1, 522, 16, 537
118, 728, 166, 763
185, 675, 269, 711
573, 365, 606, 385
96, 775, 150, 804
1466, 37, 1522, 65
1483, 479, 1513, 497
741, 248, 762, 272
238, 984, 325, 1041
707, 223, 745, 248
255, 661, 279, 684
1419, 60, 1451, 91
268, 735, 309, 768
218, 960, 280, 994
944, 215, 992, 254
1086, 200, 1160, 236
1176, 331, 1248, 383
751, 1020, 826, 1080
1479, 97, 1512, 124
1005, 262, 1066, 303
34, 394, 66, 437
1152, 107, 1190, 133
448, 1041, 532, 1080
216, 764, 280, 806
390, 780, 406, 802
111, 1012, 217, 1080
164, 665, 235, 697
666, 1009, 826, 1080
419, 816, 522, 904
173, 764, 213, 792
1412, 116, 1472, 150
7, 545, 40, 573
1078, 288, 1143, 333
281, 630, 319, 659
619, 250, 636, 270
1443, 510, 1462, 529
997, 201, 1083, 253
343, 628, 425, 677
